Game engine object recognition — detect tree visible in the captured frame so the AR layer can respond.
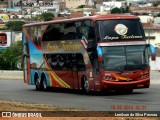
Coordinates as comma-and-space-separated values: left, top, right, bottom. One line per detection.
0, 41, 22, 70
77, 5, 85, 8
5, 21, 26, 31
142, 12, 149, 15
111, 6, 130, 14
152, 2, 160, 7
40, 12, 54, 21
111, 7, 121, 14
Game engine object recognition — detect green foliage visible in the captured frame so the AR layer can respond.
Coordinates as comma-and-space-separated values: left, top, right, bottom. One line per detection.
0, 28, 8, 30
77, 5, 85, 8
111, 6, 130, 14
142, 12, 149, 15
0, 41, 22, 70
32, 15, 41, 21
124, 6, 130, 13
152, 2, 160, 7
40, 12, 54, 21
5, 21, 26, 31
111, 7, 121, 14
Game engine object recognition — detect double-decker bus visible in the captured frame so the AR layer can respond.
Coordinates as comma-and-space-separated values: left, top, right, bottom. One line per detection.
22, 14, 155, 93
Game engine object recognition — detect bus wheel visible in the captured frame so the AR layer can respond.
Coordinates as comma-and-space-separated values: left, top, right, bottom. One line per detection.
35, 77, 42, 91
42, 76, 48, 91
82, 77, 89, 93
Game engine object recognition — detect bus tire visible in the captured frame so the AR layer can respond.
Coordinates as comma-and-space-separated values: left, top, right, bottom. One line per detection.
35, 75, 42, 91
41, 76, 48, 91
82, 77, 89, 93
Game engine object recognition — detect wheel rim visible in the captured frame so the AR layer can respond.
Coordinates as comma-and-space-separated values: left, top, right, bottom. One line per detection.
84, 79, 89, 92
36, 78, 40, 90
42, 77, 47, 90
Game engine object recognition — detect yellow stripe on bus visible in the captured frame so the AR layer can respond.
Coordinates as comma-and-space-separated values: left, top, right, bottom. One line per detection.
112, 73, 131, 81
50, 71, 71, 88
45, 61, 71, 88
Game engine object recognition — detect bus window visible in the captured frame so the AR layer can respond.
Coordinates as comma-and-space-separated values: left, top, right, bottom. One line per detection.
42, 23, 64, 41
76, 20, 95, 40
84, 20, 95, 39
47, 54, 64, 70
64, 54, 72, 70
71, 54, 86, 71
97, 19, 145, 41
71, 54, 77, 72
77, 54, 86, 71
76, 20, 95, 49
64, 22, 77, 40
32, 26, 41, 47
46, 54, 73, 71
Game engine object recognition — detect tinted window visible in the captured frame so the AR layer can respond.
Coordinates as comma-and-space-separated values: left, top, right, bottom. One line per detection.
42, 23, 64, 41
42, 20, 95, 41
97, 20, 145, 41
76, 20, 95, 39
64, 22, 77, 40
26, 26, 41, 47
101, 45, 149, 71
32, 26, 41, 46
45, 53, 86, 71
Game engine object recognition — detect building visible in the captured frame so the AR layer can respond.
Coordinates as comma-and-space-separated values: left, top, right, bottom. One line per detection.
99, 1, 128, 13
139, 15, 160, 48
0, 0, 8, 9
61, 0, 86, 9
0, 14, 9, 22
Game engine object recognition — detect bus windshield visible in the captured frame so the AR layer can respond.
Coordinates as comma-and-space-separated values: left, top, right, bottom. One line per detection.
97, 19, 145, 41
101, 45, 149, 71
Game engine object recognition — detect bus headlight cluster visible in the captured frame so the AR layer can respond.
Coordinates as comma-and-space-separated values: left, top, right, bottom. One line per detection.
141, 73, 149, 79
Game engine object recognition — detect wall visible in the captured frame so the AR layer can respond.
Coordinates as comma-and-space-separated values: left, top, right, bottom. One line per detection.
145, 30, 160, 48
61, 0, 86, 9
150, 57, 160, 70
0, 70, 23, 80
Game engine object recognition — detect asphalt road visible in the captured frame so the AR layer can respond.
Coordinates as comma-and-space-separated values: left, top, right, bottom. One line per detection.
0, 71, 160, 111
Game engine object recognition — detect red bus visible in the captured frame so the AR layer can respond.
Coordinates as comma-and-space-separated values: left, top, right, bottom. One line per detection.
22, 14, 155, 93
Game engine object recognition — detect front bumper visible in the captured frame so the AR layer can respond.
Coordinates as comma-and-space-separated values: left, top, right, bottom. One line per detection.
102, 78, 150, 90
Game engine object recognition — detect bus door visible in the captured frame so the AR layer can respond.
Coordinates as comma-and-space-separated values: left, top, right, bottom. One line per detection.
71, 53, 86, 89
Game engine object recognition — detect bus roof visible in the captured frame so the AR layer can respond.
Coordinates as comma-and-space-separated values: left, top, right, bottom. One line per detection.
23, 14, 140, 27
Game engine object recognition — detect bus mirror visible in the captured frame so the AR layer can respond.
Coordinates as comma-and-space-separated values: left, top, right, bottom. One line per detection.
149, 44, 156, 61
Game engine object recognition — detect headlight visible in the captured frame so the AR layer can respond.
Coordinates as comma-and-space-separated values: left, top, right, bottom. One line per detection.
141, 73, 149, 79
